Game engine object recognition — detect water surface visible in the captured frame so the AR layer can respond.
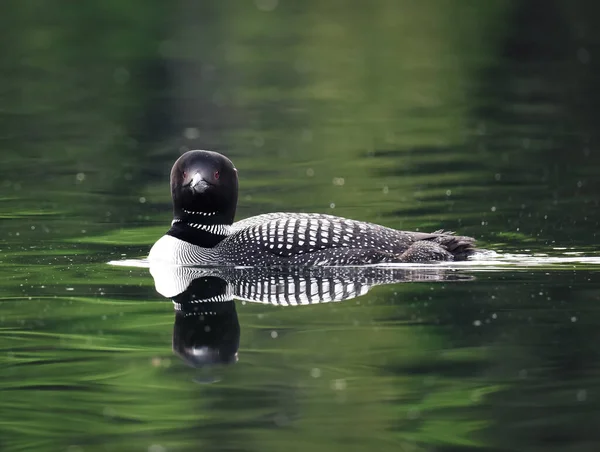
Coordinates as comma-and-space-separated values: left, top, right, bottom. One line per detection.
1, 1, 600, 451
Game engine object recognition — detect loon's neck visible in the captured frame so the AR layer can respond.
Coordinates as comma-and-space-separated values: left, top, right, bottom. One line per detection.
167, 205, 236, 247
167, 221, 230, 247
167, 209, 233, 247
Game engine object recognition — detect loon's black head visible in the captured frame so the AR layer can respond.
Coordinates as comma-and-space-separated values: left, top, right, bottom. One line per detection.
170, 150, 238, 225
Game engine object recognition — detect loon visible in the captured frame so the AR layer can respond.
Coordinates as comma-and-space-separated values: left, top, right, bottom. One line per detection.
148, 150, 475, 266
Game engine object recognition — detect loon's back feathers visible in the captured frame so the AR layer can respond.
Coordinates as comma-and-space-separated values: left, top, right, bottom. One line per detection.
218, 212, 474, 265
148, 150, 476, 266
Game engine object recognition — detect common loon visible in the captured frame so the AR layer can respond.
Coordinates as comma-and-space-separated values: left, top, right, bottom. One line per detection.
148, 150, 476, 266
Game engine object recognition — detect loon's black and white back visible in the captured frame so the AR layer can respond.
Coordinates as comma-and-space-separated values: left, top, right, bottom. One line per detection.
148, 150, 475, 266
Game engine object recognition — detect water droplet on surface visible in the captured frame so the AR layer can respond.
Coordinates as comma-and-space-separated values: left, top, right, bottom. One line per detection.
253, 135, 264, 147
301, 129, 313, 142
113, 67, 130, 84
273, 412, 289, 426
183, 127, 200, 140
407, 407, 420, 420
577, 47, 590, 64
67, 446, 84, 452
331, 379, 347, 390
148, 445, 166, 452
255, 0, 278, 11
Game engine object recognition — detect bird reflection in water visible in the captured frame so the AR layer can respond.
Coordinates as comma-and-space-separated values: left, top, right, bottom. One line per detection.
150, 265, 472, 369
171, 277, 240, 368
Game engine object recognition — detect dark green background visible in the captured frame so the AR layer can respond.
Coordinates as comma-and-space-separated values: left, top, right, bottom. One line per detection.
1, 1, 599, 451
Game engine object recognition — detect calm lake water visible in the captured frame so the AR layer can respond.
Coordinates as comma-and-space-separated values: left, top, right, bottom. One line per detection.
2, 1, 600, 451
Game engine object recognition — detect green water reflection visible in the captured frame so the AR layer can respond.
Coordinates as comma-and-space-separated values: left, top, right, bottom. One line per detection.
1, 1, 600, 451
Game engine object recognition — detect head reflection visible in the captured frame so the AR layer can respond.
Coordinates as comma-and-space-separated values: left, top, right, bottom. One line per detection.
171, 276, 239, 368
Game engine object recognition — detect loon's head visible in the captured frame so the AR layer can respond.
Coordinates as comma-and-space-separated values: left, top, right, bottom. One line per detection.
170, 150, 238, 225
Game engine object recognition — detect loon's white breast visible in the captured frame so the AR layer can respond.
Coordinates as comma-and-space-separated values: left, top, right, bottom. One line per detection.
148, 234, 216, 266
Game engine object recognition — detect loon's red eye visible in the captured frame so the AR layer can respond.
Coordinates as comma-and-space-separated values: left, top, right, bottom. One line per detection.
182, 171, 187, 180
214, 171, 220, 180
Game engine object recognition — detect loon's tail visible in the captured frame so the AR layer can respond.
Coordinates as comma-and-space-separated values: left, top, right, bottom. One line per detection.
431, 230, 476, 261
399, 231, 476, 263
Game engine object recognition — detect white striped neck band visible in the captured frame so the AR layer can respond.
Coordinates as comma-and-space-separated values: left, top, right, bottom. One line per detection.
182, 209, 218, 216
172, 219, 231, 236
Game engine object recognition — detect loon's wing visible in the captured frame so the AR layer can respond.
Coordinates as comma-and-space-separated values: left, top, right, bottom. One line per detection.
227, 212, 416, 257
227, 213, 475, 264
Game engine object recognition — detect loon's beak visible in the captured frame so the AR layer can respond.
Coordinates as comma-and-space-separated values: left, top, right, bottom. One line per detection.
190, 172, 210, 193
